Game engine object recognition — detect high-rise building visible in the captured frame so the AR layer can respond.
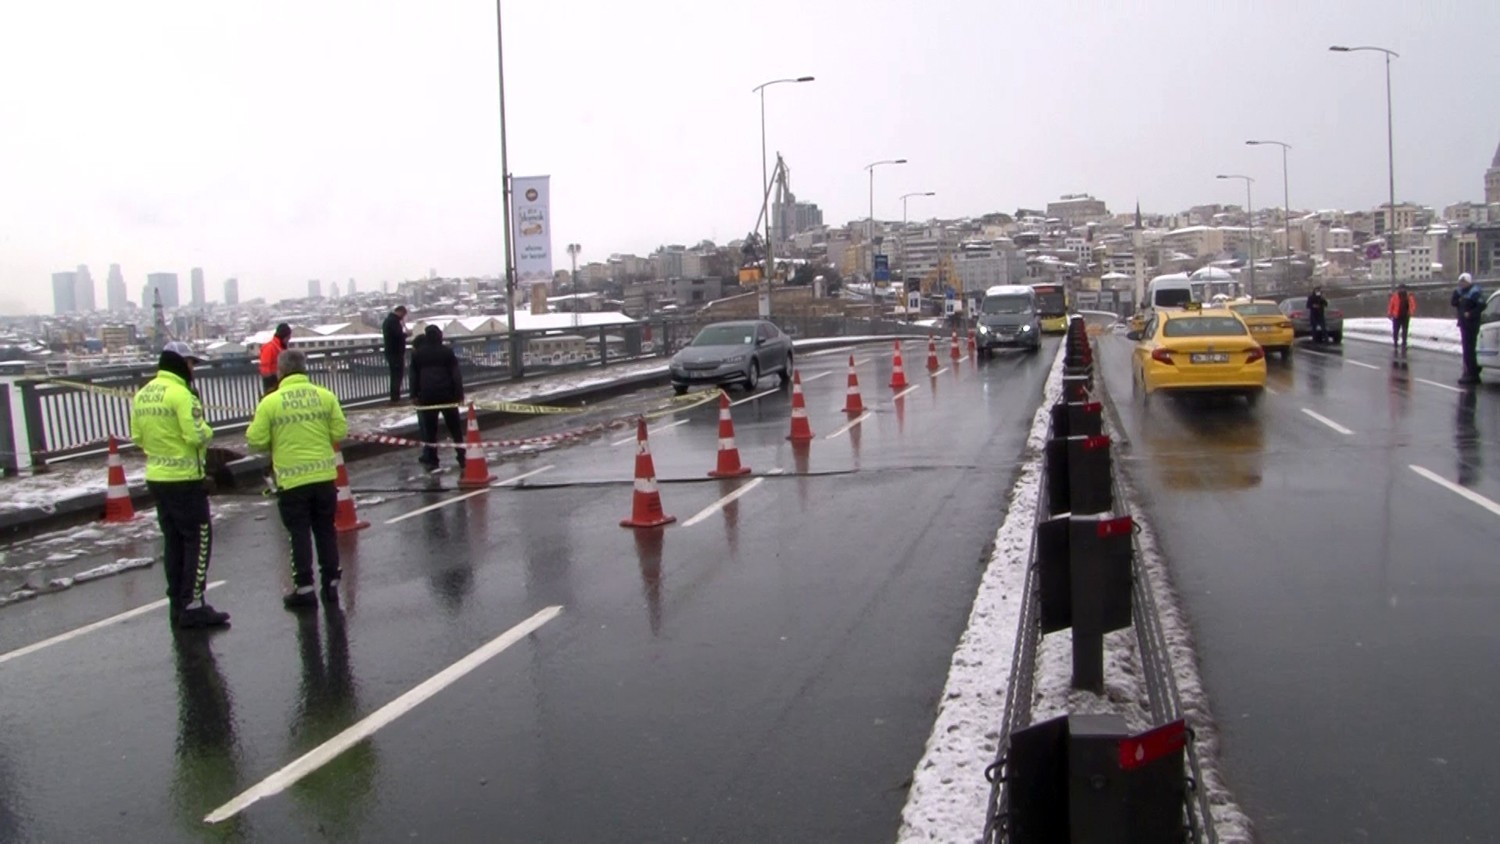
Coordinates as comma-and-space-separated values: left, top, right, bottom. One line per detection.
106, 264, 128, 311
348, 278, 357, 296
52, 271, 79, 314
190, 267, 206, 307
307, 279, 322, 299
75, 265, 96, 312
145, 272, 181, 308
330, 282, 341, 299
223, 277, 239, 306
1486, 138, 1500, 205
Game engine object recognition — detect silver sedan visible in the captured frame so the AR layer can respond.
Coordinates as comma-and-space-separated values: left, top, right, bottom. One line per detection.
670, 320, 794, 394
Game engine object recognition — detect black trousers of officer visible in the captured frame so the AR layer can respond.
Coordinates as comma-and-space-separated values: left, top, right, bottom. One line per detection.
1310, 311, 1327, 342
149, 479, 213, 610
386, 352, 405, 402
1460, 320, 1481, 378
417, 407, 467, 468
277, 481, 341, 588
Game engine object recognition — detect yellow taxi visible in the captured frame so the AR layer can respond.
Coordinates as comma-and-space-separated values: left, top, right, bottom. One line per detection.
1128, 304, 1266, 405
1226, 298, 1294, 359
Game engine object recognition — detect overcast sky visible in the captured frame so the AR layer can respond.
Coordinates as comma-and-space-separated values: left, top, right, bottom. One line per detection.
2, 0, 1497, 313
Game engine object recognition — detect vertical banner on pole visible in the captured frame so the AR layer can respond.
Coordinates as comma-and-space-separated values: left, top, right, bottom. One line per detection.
512, 176, 554, 294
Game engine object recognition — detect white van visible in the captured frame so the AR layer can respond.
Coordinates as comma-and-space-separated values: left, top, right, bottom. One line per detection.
1130, 273, 1196, 331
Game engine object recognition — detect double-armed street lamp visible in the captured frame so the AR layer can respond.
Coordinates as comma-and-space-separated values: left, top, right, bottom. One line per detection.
1217, 174, 1256, 298
1245, 140, 1292, 286
752, 76, 814, 316
865, 159, 907, 316
1330, 44, 1400, 290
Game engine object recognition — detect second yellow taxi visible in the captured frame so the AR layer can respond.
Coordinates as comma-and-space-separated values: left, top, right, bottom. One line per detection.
1225, 298, 1294, 359
1127, 304, 1267, 405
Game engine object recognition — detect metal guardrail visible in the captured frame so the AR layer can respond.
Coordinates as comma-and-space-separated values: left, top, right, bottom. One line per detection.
0, 314, 930, 472
983, 345, 1214, 842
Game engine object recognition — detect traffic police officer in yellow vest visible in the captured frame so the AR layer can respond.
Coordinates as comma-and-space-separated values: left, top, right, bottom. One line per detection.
246, 349, 350, 610
130, 340, 230, 629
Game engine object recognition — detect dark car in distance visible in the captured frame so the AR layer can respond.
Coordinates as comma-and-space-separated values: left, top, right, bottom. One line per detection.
1278, 297, 1344, 344
670, 320, 794, 394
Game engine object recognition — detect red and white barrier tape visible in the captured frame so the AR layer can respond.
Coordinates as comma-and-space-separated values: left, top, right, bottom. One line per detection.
346, 419, 626, 451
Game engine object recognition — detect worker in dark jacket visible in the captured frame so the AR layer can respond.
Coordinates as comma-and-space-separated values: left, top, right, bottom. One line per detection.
409, 324, 467, 471
1306, 287, 1329, 343
1452, 273, 1487, 384
381, 306, 408, 403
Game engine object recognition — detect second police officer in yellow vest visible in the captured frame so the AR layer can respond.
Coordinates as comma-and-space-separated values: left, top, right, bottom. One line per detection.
246, 349, 349, 610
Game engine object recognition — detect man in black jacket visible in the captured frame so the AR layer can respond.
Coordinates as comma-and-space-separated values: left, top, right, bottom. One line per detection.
382, 306, 408, 403
409, 325, 467, 471
1452, 273, 1487, 384
1306, 287, 1329, 343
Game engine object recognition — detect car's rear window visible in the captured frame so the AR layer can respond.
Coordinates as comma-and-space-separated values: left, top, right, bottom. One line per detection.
1230, 304, 1280, 316
1154, 289, 1193, 308
692, 325, 754, 346
1162, 317, 1248, 338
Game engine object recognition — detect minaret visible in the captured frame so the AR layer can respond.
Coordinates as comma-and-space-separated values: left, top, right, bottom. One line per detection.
1131, 200, 1147, 311
1486, 138, 1500, 204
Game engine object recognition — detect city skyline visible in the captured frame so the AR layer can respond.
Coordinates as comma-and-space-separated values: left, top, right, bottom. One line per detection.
4, 0, 1499, 314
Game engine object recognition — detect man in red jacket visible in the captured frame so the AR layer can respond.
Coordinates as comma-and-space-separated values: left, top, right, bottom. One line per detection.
1387, 285, 1416, 352
258, 323, 293, 394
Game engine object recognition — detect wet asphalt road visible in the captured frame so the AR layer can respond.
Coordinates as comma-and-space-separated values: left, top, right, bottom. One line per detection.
0, 339, 1059, 843
1098, 334, 1500, 842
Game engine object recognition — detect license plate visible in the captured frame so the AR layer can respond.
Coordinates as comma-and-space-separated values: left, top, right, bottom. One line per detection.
1190, 353, 1230, 364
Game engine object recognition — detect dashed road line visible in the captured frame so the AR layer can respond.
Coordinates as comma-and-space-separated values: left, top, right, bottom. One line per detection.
800, 371, 833, 384
681, 478, 764, 527
1409, 465, 1500, 518
0, 581, 227, 667
1300, 408, 1354, 435
611, 419, 689, 446
384, 465, 555, 524
825, 412, 873, 440
930, 367, 949, 377
730, 388, 781, 407
1415, 378, 1463, 394
1344, 359, 1380, 370
205, 605, 564, 824
892, 385, 920, 401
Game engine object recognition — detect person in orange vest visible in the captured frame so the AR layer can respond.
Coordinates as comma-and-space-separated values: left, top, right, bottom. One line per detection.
1387, 284, 1416, 352
258, 323, 292, 394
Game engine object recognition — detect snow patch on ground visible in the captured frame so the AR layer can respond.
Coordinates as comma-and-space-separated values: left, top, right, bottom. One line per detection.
896, 344, 1064, 843
1344, 316, 1463, 355
72, 557, 155, 583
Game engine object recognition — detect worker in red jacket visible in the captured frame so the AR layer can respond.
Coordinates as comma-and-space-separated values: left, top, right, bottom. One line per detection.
1387, 285, 1417, 352
258, 323, 293, 394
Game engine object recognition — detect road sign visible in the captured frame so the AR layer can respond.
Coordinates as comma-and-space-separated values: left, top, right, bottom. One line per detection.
1365, 242, 1383, 261
907, 291, 920, 313
873, 254, 890, 282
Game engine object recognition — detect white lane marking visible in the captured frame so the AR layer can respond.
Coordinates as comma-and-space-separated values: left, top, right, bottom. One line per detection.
930, 367, 949, 377
730, 388, 780, 407
384, 465, 555, 524
1415, 378, 1463, 394
1264, 385, 1281, 395
611, 419, 689, 446
1409, 465, 1500, 518
1300, 408, 1354, 435
1345, 359, 1380, 370
681, 478, 764, 528
0, 581, 226, 667
855, 357, 873, 366
205, 605, 563, 824
892, 385, 920, 401
825, 412, 873, 440
800, 371, 833, 384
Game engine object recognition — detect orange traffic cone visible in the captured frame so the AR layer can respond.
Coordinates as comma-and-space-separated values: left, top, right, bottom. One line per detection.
708, 393, 751, 478
843, 355, 865, 415
889, 340, 909, 389
457, 402, 496, 487
787, 370, 815, 442
622, 418, 676, 528
102, 435, 135, 523
967, 329, 977, 355
332, 443, 370, 532
950, 330, 961, 360
926, 336, 940, 371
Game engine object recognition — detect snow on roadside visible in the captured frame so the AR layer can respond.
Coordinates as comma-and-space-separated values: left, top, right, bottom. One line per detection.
1344, 316, 1463, 356
896, 344, 1063, 843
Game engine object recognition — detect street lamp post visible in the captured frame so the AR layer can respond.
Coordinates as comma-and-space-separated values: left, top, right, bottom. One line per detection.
752, 76, 814, 318
566, 243, 581, 332
1217, 174, 1256, 298
899, 191, 935, 321
1330, 45, 1400, 291
1246, 140, 1292, 290
494, 0, 521, 377
865, 158, 907, 319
